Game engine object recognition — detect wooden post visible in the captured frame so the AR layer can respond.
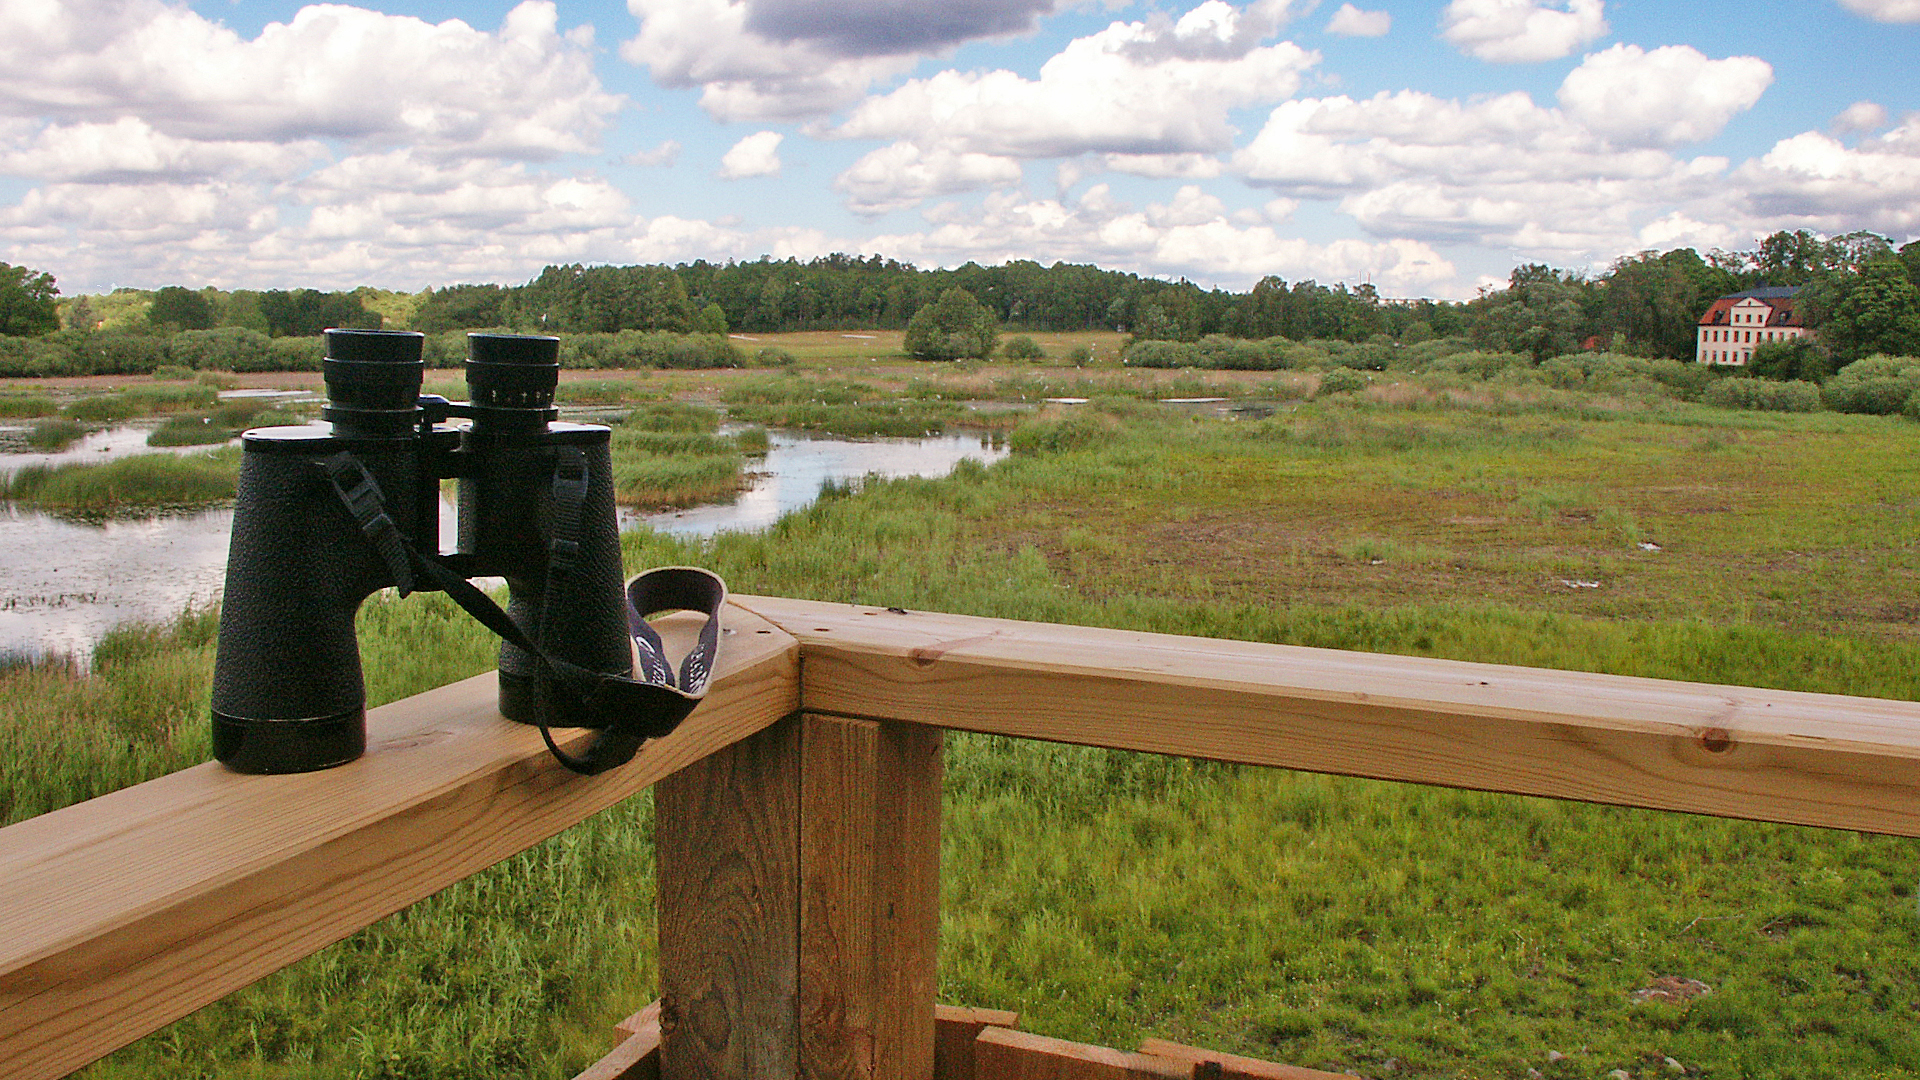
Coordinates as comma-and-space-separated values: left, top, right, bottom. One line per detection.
800, 716, 943, 1080
655, 713, 942, 1080
656, 715, 802, 1079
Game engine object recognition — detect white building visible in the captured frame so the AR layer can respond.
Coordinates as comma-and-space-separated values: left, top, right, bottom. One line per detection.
1696, 287, 1809, 366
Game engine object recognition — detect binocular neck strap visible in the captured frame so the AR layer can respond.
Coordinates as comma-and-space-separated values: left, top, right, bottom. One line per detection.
316, 450, 726, 777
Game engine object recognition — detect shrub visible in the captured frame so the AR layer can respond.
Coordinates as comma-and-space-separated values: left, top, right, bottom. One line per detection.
1702, 378, 1822, 413
1823, 355, 1920, 415
1121, 339, 1192, 368
905, 288, 998, 361
754, 346, 797, 367
1002, 335, 1045, 361
1316, 367, 1369, 396
1008, 410, 1109, 453
165, 328, 275, 372
1538, 352, 1712, 401
1426, 349, 1528, 380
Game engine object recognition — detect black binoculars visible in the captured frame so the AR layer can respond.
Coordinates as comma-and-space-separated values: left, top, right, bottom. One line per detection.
212, 329, 718, 776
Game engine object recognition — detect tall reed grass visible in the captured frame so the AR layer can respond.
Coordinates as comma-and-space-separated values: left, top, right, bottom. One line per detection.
2, 449, 239, 513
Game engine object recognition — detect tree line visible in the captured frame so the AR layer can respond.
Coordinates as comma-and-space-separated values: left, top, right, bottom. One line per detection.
5, 230, 1918, 373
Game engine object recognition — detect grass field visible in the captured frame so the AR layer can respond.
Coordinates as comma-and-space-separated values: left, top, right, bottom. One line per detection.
7, 342, 1920, 1078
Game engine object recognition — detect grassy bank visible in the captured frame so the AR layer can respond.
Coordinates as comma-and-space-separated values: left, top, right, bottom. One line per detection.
2, 448, 240, 514
7, 382, 1920, 1078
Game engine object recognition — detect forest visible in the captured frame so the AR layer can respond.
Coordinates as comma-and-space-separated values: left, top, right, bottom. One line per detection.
4, 228, 1919, 377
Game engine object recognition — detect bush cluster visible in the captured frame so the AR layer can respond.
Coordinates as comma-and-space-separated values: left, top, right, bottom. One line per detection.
0, 328, 740, 377
1537, 352, 1713, 401
1824, 355, 1920, 415
1701, 378, 1822, 413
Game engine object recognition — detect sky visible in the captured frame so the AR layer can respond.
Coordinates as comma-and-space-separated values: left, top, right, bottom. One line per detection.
0, 0, 1917, 301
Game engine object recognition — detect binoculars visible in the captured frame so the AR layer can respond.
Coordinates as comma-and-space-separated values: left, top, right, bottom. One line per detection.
212, 329, 713, 776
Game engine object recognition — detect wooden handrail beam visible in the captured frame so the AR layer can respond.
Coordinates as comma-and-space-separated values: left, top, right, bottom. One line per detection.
736, 596, 1920, 838
0, 604, 799, 1080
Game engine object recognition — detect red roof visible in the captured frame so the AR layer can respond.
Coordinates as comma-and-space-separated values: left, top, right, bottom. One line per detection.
1697, 294, 1803, 328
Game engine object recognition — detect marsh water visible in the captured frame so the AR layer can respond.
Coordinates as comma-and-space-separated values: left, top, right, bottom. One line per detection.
0, 423, 1007, 661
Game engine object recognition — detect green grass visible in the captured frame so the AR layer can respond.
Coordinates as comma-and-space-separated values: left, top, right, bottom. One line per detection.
25, 417, 85, 450
2, 449, 239, 513
0, 391, 56, 418
10, 378, 1920, 1078
146, 401, 302, 446
608, 404, 746, 507
62, 384, 218, 422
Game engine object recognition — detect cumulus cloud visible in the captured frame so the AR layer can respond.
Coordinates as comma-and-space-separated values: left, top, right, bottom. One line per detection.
1234, 87, 1738, 260
0, 0, 617, 158
719, 131, 784, 178
1326, 4, 1391, 36
742, 0, 1063, 57
622, 0, 917, 121
0, 118, 323, 183
866, 185, 1456, 294
1440, 0, 1607, 63
1557, 44, 1771, 147
835, 141, 1022, 215
829, 6, 1318, 161
1732, 121, 1920, 234
1836, 0, 1920, 21
1832, 101, 1889, 135
622, 140, 682, 167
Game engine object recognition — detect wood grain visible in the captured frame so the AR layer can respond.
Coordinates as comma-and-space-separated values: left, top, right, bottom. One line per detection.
973, 1027, 1189, 1079
1139, 1039, 1361, 1080
656, 714, 801, 1080
572, 1025, 662, 1080
933, 1005, 1019, 1080
798, 716, 942, 1080
0, 604, 799, 1080
735, 596, 1920, 837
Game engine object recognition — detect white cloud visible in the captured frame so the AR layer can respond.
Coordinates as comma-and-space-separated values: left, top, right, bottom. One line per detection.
1832, 101, 1889, 135
622, 0, 916, 122
1557, 44, 1771, 147
719, 131, 784, 179
1440, 0, 1607, 63
1326, 4, 1391, 36
864, 185, 1456, 294
0, 118, 324, 183
830, 8, 1318, 160
1732, 123, 1920, 234
1102, 153, 1225, 179
1234, 88, 1737, 261
835, 141, 1023, 215
622, 140, 682, 167
1836, 0, 1920, 21
0, 1, 617, 159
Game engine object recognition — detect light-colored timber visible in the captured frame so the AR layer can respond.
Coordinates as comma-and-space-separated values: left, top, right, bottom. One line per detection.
735, 596, 1920, 837
798, 716, 942, 1080
1139, 1038, 1362, 1080
973, 1027, 1189, 1079
0, 604, 799, 1080
934, 1004, 1021, 1080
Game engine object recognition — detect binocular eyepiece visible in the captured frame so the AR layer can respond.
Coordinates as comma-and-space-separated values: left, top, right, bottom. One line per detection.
211, 329, 635, 774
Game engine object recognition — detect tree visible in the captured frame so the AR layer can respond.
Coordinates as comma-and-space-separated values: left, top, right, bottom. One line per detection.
904, 287, 998, 360
0, 263, 59, 336
1465, 265, 1593, 362
1600, 248, 1735, 358
1802, 255, 1920, 364
149, 286, 215, 331
1747, 337, 1831, 383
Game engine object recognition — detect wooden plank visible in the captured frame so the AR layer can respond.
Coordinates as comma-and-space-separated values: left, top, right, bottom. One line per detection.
735, 596, 1920, 837
616, 1000, 663, 1040
974, 1027, 1189, 1079
1139, 1038, 1360, 1080
573, 1026, 662, 1080
0, 603, 799, 1080
934, 1005, 1020, 1080
798, 716, 942, 1080
656, 714, 801, 1080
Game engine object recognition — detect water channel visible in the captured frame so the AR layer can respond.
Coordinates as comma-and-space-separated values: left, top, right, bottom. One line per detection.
0, 422, 1007, 662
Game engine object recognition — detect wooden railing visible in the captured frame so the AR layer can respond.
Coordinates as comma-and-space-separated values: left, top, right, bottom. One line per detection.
6, 596, 1920, 1080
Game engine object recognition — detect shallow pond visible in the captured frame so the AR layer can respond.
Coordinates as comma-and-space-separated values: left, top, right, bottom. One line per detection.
0, 426, 1006, 661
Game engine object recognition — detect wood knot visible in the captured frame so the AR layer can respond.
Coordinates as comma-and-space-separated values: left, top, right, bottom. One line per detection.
1698, 727, 1733, 753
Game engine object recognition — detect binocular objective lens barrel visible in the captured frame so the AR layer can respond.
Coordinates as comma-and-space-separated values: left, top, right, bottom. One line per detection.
323, 328, 426, 438
466, 333, 561, 431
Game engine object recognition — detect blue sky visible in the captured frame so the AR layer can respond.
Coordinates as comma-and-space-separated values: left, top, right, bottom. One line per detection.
1, 0, 1916, 300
